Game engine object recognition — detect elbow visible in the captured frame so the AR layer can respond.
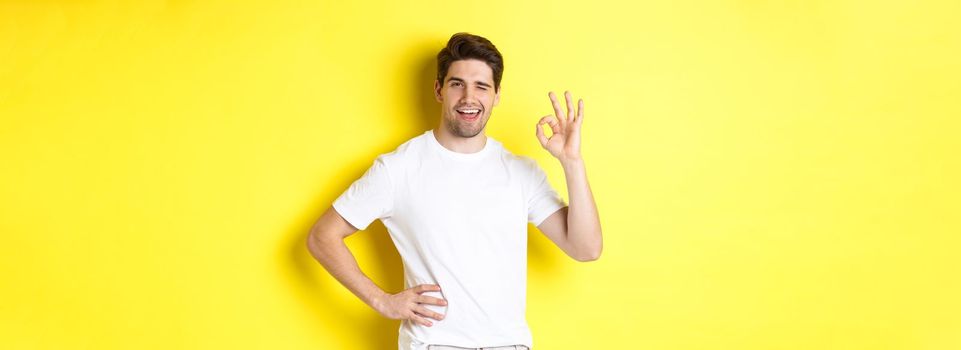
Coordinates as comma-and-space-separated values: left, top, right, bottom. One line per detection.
306, 227, 332, 255
305, 230, 320, 253
574, 245, 602, 262
575, 251, 601, 262
306, 230, 341, 264
572, 230, 603, 262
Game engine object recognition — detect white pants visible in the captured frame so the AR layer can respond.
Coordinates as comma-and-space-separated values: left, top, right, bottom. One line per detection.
427, 345, 529, 350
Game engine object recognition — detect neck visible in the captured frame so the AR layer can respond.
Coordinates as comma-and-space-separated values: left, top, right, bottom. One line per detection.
432, 127, 487, 154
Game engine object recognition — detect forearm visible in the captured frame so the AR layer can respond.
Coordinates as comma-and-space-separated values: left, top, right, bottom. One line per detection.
306, 233, 388, 311
561, 157, 603, 260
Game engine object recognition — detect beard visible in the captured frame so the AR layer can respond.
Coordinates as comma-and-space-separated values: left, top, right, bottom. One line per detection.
445, 111, 489, 138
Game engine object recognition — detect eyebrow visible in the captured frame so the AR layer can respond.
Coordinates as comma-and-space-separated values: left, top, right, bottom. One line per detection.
447, 77, 493, 88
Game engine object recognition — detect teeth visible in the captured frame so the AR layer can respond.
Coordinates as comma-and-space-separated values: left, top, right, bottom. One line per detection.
457, 108, 480, 114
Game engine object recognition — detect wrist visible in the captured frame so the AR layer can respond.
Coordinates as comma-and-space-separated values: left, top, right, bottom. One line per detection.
560, 156, 584, 169
368, 289, 389, 312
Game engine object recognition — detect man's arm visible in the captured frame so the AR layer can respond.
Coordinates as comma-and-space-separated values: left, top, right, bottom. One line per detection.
305, 207, 447, 326
305, 207, 386, 309
534, 90, 603, 262
537, 158, 602, 262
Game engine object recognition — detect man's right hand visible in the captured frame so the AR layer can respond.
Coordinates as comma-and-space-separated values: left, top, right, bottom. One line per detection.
373, 284, 447, 327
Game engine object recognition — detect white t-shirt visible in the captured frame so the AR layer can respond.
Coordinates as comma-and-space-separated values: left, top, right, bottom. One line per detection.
332, 129, 567, 350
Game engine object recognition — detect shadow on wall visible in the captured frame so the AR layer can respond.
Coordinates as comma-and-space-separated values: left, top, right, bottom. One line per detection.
286, 160, 402, 350
412, 39, 442, 133
283, 43, 441, 350
285, 37, 566, 350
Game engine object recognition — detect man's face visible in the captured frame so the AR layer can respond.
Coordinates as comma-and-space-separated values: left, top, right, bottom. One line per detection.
434, 59, 500, 138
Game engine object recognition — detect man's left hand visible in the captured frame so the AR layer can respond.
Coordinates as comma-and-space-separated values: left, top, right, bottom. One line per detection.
536, 90, 585, 164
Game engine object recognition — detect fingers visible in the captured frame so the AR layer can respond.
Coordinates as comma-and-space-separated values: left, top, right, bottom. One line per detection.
414, 305, 445, 321
409, 312, 433, 327
406, 284, 446, 327
413, 284, 441, 294
577, 98, 584, 124
537, 115, 561, 136
538, 115, 560, 132
564, 91, 574, 123
548, 91, 566, 128
416, 295, 448, 306
535, 119, 549, 148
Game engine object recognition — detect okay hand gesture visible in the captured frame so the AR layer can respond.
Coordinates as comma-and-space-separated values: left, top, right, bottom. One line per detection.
536, 91, 584, 163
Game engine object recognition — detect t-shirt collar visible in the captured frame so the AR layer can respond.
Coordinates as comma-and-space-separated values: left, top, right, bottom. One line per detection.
425, 129, 494, 161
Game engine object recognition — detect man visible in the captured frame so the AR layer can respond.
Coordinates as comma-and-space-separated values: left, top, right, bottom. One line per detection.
306, 32, 602, 350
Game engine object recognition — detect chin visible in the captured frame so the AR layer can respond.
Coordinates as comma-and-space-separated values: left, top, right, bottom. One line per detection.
448, 123, 483, 138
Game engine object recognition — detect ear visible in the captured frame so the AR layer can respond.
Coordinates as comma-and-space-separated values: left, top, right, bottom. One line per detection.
434, 79, 443, 103
493, 86, 501, 107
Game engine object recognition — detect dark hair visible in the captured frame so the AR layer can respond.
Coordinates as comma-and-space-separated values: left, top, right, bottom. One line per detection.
436, 32, 504, 92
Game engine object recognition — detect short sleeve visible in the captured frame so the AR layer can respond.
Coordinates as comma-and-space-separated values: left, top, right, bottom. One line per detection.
332, 156, 394, 231
526, 159, 567, 226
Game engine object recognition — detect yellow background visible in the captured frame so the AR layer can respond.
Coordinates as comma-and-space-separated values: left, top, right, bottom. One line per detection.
2, 0, 959, 349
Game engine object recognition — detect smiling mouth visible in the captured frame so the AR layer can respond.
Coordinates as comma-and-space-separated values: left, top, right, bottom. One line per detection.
455, 107, 481, 121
